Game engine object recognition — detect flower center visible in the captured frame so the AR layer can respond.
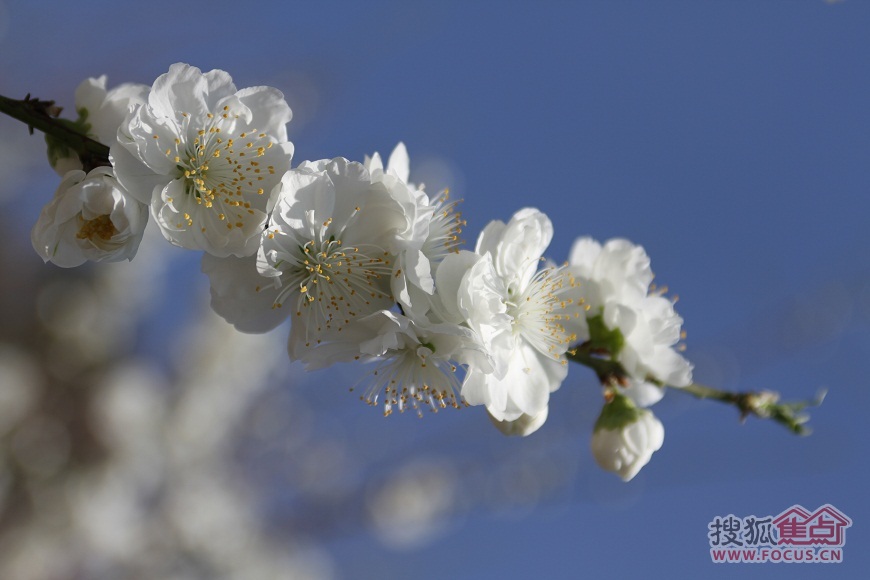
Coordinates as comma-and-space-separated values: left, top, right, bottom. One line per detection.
361, 349, 464, 417
159, 108, 278, 232
423, 189, 465, 260
76, 214, 118, 241
509, 266, 581, 362
267, 228, 393, 341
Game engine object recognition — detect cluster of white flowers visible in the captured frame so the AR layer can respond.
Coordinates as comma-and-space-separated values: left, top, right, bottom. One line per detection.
30, 63, 693, 480
566, 238, 692, 480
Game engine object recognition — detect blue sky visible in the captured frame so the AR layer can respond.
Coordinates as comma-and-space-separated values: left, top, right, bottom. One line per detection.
2, 1, 869, 578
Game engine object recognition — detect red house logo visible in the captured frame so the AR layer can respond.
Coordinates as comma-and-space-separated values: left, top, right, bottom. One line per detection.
772, 504, 852, 546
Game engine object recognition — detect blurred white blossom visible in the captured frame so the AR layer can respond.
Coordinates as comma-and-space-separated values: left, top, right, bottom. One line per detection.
0, 345, 41, 436
367, 461, 458, 549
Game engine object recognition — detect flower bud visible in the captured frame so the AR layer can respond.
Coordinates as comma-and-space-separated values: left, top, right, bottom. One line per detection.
591, 393, 664, 481
47, 146, 84, 176
48, 76, 149, 176
31, 167, 148, 267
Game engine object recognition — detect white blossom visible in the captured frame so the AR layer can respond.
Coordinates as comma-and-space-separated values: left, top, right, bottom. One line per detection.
111, 63, 294, 257
364, 143, 463, 319
31, 167, 148, 268
591, 395, 664, 481
309, 310, 489, 416
206, 157, 412, 360
438, 208, 582, 423
567, 237, 693, 406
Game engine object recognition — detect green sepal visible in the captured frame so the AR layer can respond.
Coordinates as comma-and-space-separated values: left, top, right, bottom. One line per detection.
586, 313, 625, 359
594, 392, 642, 432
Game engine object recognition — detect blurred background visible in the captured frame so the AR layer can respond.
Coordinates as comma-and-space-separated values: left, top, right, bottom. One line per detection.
1, 1, 868, 578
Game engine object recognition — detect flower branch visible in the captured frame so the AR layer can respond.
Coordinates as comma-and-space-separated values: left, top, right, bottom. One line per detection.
5, 63, 823, 483
565, 345, 627, 385
0, 93, 110, 171
674, 382, 826, 436
566, 345, 824, 435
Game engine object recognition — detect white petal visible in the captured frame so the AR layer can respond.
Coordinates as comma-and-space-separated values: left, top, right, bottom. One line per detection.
109, 143, 167, 205
621, 380, 666, 407
148, 63, 209, 119
325, 158, 372, 225
504, 341, 564, 414
235, 86, 293, 142
89, 81, 150, 145
489, 406, 548, 437
386, 142, 410, 183
202, 254, 288, 333
118, 107, 178, 176
202, 68, 238, 107
495, 208, 553, 291
459, 367, 489, 408
405, 249, 434, 293
272, 170, 335, 237
74, 76, 108, 117
645, 347, 693, 387
432, 250, 481, 324
594, 238, 653, 305
474, 219, 506, 258
364, 152, 384, 175
567, 236, 602, 276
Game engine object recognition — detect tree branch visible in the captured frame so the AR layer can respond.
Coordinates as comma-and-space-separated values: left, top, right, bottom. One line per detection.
0, 93, 110, 171
674, 382, 826, 436
565, 345, 824, 435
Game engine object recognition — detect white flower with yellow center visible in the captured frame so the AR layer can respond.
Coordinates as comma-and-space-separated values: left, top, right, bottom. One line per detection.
111, 63, 294, 257
205, 157, 409, 355
437, 208, 581, 423
359, 312, 489, 417
31, 167, 148, 267
298, 310, 490, 416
